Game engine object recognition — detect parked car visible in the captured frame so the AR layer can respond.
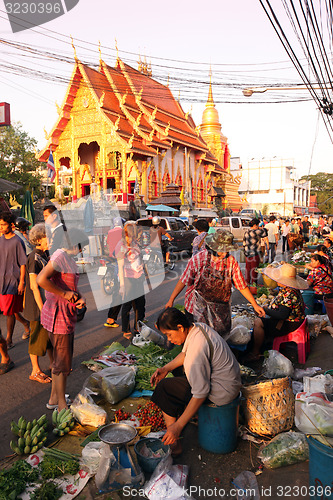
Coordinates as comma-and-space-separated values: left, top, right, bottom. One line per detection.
239, 208, 258, 218
137, 217, 197, 253
220, 216, 252, 241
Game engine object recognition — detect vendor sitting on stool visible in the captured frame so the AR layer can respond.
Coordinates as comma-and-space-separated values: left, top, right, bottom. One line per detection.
306, 253, 333, 300
150, 307, 241, 456
247, 264, 308, 361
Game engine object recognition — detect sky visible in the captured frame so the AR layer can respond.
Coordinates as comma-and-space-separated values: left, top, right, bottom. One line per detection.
0, 0, 332, 179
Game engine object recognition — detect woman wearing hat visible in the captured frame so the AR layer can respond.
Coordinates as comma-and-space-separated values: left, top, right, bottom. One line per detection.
166, 229, 265, 338
248, 263, 308, 361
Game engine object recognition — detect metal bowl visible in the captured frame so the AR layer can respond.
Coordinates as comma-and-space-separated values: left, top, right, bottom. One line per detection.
98, 423, 137, 446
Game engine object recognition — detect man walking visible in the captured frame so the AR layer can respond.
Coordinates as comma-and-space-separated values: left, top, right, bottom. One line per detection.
0, 213, 30, 349
265, 215, 279, 263
243, 218, 268, 285
301, 216, 312, 242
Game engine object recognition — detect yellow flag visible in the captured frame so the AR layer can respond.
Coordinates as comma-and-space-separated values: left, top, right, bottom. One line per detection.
180, 187, 185, 204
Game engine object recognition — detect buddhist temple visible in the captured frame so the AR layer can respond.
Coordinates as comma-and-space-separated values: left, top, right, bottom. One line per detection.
38, 51, 241, 211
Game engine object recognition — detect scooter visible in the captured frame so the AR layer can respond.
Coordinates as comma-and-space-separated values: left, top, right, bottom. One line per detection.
97, 256, 118, 295
142, 239, 177, 275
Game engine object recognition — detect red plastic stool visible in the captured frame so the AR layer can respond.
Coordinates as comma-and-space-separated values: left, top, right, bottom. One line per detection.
272, 318, 310, 364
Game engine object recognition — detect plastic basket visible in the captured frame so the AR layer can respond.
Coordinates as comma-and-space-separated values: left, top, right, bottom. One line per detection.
242, 377, 294, 437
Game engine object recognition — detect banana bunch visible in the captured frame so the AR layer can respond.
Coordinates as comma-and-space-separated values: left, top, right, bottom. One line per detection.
10, 414, 48, 455
52, 408, 75, 436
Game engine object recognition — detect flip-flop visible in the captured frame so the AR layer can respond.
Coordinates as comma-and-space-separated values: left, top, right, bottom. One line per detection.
0, 360, 15, 375
29, 372, 51, 384
22, 330, 30, 340
123, 332, 132, 339
104, 322, 120, 328
46, 403, 58, 410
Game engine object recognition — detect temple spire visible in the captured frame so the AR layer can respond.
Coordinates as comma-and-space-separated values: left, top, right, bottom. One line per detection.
207, 66, 214, 106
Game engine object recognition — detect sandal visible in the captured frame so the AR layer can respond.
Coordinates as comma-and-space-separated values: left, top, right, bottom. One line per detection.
22, 330, 30, 340
6, 342, 14, 350
104, 322, 120, 328
0, 360, 15, 375
123, 332, 132, 339
29, 372, 51, 384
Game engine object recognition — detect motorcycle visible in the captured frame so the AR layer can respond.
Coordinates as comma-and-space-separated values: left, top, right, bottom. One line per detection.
142, 239, 177, 275
97, 256, 118, 295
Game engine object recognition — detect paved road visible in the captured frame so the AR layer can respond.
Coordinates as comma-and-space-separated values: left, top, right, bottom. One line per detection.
0, 256, 189, 460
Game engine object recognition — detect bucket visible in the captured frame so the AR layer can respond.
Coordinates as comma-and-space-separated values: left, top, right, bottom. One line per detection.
198, 393, 241, 454
324, 297, 333, 326
134, 438, 170, 473
307, 436, 333, 499
301, 289, 315, 315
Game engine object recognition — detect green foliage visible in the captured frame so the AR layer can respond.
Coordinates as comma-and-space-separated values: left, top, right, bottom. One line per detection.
0, 123, 42, 195
0, 459, 39, 499
301, 172, 333, 214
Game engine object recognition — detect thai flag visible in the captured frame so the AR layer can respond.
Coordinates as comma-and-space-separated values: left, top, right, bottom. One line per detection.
47, 151, 56, 182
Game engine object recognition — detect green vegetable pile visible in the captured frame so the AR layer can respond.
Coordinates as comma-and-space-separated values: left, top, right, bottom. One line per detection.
30, 480, 63, 500
0, 460, 39, 500
126, 343, 182, 391
259, 431, 309, 469
256, 286, 269, 298
40, 448, 80, 479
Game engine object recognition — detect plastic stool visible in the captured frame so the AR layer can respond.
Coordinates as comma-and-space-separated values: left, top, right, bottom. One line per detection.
272, 318, 310, 364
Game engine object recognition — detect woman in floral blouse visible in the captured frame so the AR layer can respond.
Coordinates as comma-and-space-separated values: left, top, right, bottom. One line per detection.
247, 263, 308, 361
306, 253, 333, 299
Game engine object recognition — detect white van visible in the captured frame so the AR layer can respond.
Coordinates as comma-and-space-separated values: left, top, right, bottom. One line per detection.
220, 216, 252, 241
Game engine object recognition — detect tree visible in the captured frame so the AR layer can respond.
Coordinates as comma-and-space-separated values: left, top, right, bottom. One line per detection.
300, 172, 333, 215
0, 123, 42, 196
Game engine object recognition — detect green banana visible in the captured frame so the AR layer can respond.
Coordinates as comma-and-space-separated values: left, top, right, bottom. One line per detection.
32, 418, 37, 426
25, 435, 32, 447
32, 436, 38, 446
30, 424, 39, 439
18, 437, 25, 449
17, 417, 23, 428
24, 445, 31, 454
23, 430, 30, 439
64, 426, 70, 434
26, 421, 32, 431
10, 440, 17, 452
37, 414, 47, 426
57, 408, 67, 422
30, 445, 38, 454
14, 446, 22, 455
52, 409, 58, 426
53, 428, 59, 435
20, 419, 27, 431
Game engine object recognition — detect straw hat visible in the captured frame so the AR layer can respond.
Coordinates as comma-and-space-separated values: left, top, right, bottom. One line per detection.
262, 263, 309, 290
205, 229, 238, 253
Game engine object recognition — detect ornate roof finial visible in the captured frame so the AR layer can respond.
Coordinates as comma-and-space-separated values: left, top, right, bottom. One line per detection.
148, 59, 152, 77
167, 75, 170, 87
115, 38, 119, 60
98, 40, 102, 66
138, 53, 142, 72
71, 35, 78, 62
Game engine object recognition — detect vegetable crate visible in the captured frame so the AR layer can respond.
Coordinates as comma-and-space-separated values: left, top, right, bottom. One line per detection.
242, 377, 294, 437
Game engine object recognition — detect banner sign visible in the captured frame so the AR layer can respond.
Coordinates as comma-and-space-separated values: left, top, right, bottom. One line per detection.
0, 103, 10, 126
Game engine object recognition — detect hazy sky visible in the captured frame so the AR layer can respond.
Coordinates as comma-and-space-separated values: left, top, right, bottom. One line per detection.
0, 0, 332, 178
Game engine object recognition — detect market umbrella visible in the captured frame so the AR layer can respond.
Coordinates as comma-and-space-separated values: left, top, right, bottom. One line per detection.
20, 190, 35, 226
0, 178, 22, 193
146, 204, 178, 212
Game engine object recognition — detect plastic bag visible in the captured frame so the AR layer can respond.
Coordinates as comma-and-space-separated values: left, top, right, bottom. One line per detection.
303, 374, 333, 395
231, 316, 253, 331
295, 392, 333, 436
262, 350, 294, 378
306, 314, 330, 338
233, 471, 260, 499
81, 442, 115, 475
225, 325, 251, 345
95, 445, 116, 489
293, 366, 322, 380
71, 388, 107, 427
144, 456, 195, 500
258, 431, 309, 469
85, 365, 136, 404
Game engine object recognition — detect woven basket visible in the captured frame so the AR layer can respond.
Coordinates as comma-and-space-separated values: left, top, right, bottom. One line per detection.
242, 377, 294, 437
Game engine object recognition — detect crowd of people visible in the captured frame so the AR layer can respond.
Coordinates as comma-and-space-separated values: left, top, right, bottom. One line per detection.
2, 204, 333, 455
